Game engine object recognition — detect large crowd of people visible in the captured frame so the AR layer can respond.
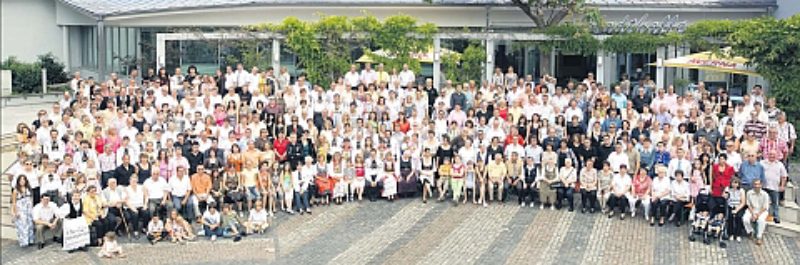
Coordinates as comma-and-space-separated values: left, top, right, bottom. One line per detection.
4, 60, 796, 252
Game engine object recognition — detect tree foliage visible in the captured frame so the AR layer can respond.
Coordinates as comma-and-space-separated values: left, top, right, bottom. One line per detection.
250, 14, 436, 87
1, 53, 69, 93
728, 15, 800, 125
510, 0, 600, 28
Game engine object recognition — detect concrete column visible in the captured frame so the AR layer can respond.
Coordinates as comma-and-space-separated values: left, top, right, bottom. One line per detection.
156, 33, 166, 71
433, 37, 441, 87
62, 26, 70, 71
272, 39, 280, 72
485, 38, 494, 82
97, 20, 107, 81
550, 48, 557, 76
596, 50, 617, 86
596, 50, 606, 86
656, 46, 666, 91
665, 45, 676, 89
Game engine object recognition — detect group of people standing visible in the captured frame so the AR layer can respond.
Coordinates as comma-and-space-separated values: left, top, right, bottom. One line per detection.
5, 61, 795, 251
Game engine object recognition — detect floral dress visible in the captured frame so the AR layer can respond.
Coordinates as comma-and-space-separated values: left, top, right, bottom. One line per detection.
14, 189, 34, 246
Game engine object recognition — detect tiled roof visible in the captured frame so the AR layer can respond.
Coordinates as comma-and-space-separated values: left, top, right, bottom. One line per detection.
59, 0, 777, 18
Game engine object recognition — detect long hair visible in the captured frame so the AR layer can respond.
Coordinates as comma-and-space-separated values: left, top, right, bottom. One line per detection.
15, 174, 31, 191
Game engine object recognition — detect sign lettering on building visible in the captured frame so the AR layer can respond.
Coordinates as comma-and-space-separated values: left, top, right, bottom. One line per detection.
591, 14, 688, 35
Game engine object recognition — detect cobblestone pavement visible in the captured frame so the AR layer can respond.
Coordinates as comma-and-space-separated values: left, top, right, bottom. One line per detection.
2, 198, 800, 265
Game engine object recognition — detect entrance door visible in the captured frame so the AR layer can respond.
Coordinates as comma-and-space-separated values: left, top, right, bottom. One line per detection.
555, 53, 596, 86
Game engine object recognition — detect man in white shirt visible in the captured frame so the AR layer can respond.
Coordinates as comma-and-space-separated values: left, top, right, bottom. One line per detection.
360, 63, 377, 86
234, 63, 251, 92
143, 173, 171, 220
169, 166, 194, 221
761, 151, 787, 223
608, 165, 632, 219
743, 179, 770, 245
398, 64, 415, 88
667, 148, 691, 179
607, 144, 629, 173
33, 196, 61, 249
344, 64, 361, 89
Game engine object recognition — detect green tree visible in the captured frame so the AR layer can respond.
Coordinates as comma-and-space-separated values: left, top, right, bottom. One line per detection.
37, 53, 69, 84
1, 57, 41, 93
728, 14, 800, 131
254, 14, 436, 87
442, 42, 486, 84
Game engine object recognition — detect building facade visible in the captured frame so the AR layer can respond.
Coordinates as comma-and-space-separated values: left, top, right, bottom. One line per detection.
1, 0, 788, 92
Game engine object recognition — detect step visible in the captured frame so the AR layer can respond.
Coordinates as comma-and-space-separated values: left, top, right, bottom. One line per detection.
1, 213, 10, 225
767, 221, 800, 238
779, 202, 800, 224
1, 225, 18, 241
786, 182, 797, 203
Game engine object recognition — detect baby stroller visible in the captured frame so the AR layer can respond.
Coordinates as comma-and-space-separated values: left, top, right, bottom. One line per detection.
688, 190, 728, 248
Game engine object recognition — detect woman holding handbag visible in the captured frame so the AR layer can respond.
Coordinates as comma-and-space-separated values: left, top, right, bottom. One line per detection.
558, 159, 578, 211
538, 159, 560, 210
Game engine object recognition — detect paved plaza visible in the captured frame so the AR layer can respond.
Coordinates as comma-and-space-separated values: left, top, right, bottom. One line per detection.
2, 198, 799, 265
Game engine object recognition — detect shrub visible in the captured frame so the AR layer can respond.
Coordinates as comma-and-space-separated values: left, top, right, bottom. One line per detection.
0, 53, 68, 94
38, 53, 69, 84
1, 57, 41, 93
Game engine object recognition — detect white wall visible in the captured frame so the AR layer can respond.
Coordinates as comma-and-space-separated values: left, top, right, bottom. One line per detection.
776, 0, 800, 19
1, 0, 64, 63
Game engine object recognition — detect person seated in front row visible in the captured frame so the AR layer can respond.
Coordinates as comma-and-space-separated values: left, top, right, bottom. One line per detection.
97, 232, 125, 259
247, 201, 269, 235
146, 215, 165, 245
165, 210, 194, 244
220, 204, 244, 242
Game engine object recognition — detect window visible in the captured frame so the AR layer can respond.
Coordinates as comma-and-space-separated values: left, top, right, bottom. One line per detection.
80, 27, 97, 68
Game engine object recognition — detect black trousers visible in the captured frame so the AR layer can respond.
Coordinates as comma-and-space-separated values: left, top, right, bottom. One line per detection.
651, 198, 670, 220
581, 189, 598, 211
365, 181, 382, 201
125, 207, 149, 233
556, 187, 575, 210
516, 181, 537, 204
671, 200, 689, 224
32, 187, 41, 206
726, 205, 746, 237
607, 194, 629, 214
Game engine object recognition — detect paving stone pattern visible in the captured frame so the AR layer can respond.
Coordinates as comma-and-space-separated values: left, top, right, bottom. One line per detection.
2, 198, 800, 265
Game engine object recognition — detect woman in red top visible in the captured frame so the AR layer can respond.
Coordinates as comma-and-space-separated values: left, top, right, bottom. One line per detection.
394, 116, 411, 134
273, 132, 289, 162
93, 126, 106, 154
711, 154, 734, 198
631, 168, 653, 221
496, 101, 509, 121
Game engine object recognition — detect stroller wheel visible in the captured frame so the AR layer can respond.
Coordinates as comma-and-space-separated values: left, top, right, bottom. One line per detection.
689, 235, 695, 242
703, 238, 711, 245
720, 242, 727, 248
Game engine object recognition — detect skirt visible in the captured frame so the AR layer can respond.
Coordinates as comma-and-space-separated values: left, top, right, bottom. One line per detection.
382, 175, 397, 197
333, 177, 348, 198
539, 182, 556, 203
352, 177, 366, 190
397, 168, 418, 194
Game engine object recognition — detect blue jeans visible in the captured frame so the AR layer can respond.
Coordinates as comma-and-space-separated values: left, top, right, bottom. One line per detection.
293, 190, 310, 212
203, 225, 224, 238
171, 196, 195, 220
766, 189, 780, 220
